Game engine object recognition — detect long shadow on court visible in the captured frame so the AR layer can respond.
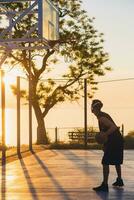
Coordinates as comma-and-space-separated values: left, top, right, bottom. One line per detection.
59, 149, 101, 176
1, 162, 6, 200
19, 155, 39, 200
31, 150, 72, 200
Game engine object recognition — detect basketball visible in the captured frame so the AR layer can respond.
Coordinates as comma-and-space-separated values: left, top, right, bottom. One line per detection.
95, 133, 107, 144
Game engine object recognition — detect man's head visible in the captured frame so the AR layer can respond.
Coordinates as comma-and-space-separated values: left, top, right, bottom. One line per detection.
91, 99, 103, 116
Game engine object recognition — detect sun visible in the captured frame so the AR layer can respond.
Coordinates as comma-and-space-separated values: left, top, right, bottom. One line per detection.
3, 74, 16, 89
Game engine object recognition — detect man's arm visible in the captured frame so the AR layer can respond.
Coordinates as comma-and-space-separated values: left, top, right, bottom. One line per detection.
99, 117, 118, 136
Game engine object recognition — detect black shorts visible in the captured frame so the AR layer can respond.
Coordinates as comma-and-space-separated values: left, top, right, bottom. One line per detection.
102, 132, 124, 165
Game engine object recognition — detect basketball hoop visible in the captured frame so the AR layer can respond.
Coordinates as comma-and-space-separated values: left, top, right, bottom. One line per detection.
0, 0, 59, 68
0, 0, 59, 60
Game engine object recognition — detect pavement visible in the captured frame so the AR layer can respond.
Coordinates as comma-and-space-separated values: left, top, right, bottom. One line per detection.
0, 150, 134, 200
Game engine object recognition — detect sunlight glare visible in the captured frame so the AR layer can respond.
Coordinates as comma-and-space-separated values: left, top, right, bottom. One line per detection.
3, 74, 16, 89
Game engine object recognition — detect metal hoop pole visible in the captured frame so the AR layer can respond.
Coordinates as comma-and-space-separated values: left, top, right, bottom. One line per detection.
29, 46, 32, 151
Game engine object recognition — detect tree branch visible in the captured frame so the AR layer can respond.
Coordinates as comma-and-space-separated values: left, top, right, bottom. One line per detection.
10, 53, 23, 63
63, 70, 86, 89
42, 70, 86, 118
42, 86, 61, 118
37, 49, 55, 78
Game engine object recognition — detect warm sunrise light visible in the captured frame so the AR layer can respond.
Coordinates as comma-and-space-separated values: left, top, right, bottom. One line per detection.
3, 74, 16, 89
0, 1, 134, 199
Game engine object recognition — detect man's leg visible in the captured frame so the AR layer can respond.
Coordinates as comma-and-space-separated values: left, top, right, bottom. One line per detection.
112, 165, 124, 187
115, 165, 121, 179
103, 164, 109, 184
93, 164, 109, 192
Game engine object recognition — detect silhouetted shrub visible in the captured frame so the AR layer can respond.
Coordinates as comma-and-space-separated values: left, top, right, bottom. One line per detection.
124, 135, 134, 149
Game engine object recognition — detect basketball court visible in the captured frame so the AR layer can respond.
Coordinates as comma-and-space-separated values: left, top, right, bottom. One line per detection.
0, 149, 134, 200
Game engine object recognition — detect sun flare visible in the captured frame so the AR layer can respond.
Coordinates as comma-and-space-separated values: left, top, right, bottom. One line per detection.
3, 74, 16, 89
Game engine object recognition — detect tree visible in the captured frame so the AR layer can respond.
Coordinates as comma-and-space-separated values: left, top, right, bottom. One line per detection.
0, 0, 111, 144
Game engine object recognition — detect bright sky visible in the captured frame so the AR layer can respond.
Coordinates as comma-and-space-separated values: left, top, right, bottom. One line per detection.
82, 0, 134, 79
82, 0, 134, 133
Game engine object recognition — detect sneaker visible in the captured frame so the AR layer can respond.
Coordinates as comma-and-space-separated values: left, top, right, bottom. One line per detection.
112, 178, 124, 187
93, 182, 109, 192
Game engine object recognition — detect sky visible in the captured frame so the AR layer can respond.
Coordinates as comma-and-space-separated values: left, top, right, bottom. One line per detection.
81, 0, 134, 133
82, 0, 134, 79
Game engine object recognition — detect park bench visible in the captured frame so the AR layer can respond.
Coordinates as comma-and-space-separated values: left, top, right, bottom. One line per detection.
68, 125, 124, 143
68, 131, 99, 143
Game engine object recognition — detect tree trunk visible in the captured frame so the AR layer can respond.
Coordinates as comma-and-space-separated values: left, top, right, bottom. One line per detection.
32, 100, 48, 144
36, 116, 48, 144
